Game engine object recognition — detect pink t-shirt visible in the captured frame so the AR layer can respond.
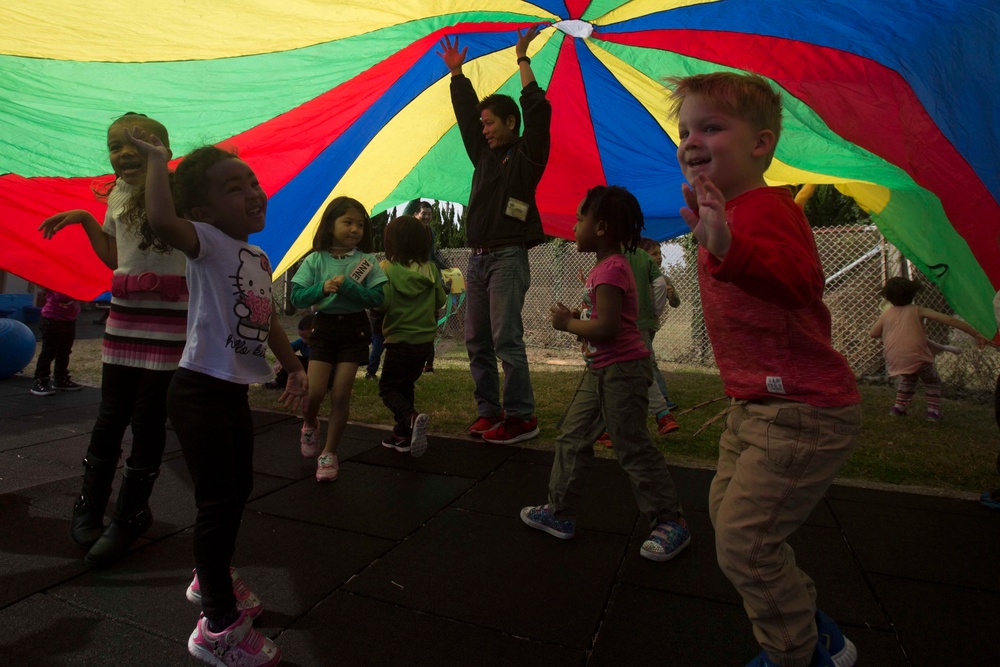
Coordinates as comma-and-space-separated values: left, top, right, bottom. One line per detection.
876, 304, 934, 376
585, 254, 650, 369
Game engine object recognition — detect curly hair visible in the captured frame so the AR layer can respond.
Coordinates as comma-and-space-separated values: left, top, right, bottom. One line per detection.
883, 276, 922, 307
580, 185, 645, 252
311, 196, 373, 253
384, 215, 431, 266
93, 112, 174, 253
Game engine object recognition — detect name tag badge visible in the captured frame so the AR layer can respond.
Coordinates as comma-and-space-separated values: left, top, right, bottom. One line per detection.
505, 197, 529, 221
349, 259, 373, 283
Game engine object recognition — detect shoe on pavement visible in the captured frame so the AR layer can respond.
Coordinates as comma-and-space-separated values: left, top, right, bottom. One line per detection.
980, 490, 1000, 510
656, 413, 680, 435
316, 453, 339, 482
300, 422, 320, 459
409, 412, 429, 458
482, 415, 539, 445
30, 378, 56, 396
520, 504, 575, 539
188, 610, 279, 667
186, 567, 263, 619
640, 519, 691, 562
53, 377, 83, 391
467, 413, 504, 437
381, 433, 410, 452
816, 609, 858, 667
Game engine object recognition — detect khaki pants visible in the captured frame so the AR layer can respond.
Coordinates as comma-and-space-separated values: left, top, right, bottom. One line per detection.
709, 398, 861, 667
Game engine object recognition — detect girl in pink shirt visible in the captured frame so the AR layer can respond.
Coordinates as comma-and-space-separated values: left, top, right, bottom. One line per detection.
870, 277, 987, 420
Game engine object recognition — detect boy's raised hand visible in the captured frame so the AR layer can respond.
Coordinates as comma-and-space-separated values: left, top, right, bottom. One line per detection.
123, 126, 171, 162
437, 35, 467, 74
680, 174, 730, 260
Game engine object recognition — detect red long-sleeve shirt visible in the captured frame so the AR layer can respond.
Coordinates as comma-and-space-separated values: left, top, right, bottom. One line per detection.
698, 187, 859, 407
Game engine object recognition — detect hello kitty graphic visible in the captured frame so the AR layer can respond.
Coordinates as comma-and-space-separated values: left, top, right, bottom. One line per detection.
231, 248, 272, 342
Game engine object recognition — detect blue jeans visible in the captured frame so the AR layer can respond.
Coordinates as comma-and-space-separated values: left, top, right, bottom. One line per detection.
465, 246, 534, 419
367, 331, 384, 376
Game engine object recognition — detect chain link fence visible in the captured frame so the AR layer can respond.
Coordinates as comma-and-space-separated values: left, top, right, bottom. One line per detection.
274, 227, 998, 396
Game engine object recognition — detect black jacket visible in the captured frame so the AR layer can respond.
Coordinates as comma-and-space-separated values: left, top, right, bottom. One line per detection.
450, 75, 551, 249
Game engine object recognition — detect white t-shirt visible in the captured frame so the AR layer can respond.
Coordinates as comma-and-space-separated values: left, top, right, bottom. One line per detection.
180, 222, 274, 384
103, 181, 187, 282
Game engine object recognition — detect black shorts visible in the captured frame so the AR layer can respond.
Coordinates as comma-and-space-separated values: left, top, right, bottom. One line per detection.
309, 311, 371, 366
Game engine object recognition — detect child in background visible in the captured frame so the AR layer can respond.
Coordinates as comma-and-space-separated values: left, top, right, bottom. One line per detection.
869, 276, 987, 421
639, 237, 681, 410
39, 113, 188, 565
365, 309, 385, 380
521, 185, 691, 563
669, 71, 859, 667
266, 313, 314, 389
128, 127, 306, 667
377, 215, 447, 457
290, 197, 386, 482
30, 289, 83, 396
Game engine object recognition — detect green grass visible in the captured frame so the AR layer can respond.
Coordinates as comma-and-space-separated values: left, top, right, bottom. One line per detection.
56, 322, 999, 496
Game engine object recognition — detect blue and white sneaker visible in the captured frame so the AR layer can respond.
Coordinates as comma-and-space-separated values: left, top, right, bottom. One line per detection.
816, 610, 858, 667
640, 519, 691, 561
520, 504, 575, 539
980, 490, 1000, 510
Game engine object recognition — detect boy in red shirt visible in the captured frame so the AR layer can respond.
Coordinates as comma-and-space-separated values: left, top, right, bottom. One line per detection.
668, 72, 861, 667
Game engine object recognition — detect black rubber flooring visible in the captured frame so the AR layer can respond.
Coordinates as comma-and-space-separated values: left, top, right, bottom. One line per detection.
1, 373, 997, 666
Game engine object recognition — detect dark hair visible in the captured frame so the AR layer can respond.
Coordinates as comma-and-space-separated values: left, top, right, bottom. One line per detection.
311, 196, 373, 253
172, 145, 239, 218
883, 276, 922, 306
384, 215, 431, 266
477, 94, 520, 136
297, 313, 315, 331
93, 112, 174, 253
580, 185, 645, 252
401, 199, 433, 216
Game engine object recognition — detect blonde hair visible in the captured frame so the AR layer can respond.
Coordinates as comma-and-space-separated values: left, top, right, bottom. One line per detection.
666, 72, 782, 167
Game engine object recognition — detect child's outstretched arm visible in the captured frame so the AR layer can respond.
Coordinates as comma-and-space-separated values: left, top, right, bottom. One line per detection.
267, 311, 308, 412
551, 284, 623, 342
124, 127, 200, 259
39, 210, 118, 269
918, 308, 990, 347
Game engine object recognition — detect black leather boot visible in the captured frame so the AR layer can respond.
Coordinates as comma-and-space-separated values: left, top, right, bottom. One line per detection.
69, 452, 119, 549
85, 465, 159, 565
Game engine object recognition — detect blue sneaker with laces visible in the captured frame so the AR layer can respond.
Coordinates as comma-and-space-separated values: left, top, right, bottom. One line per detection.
520, 504, 575, 539
640, 519, 691, 561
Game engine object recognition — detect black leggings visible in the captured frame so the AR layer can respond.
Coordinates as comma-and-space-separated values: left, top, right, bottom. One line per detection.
89, 363, 173, 468
168, 368, 253, 622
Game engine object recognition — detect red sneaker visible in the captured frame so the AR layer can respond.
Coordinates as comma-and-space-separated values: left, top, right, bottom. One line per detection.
657, 413, 680, 435
468, 413, 503, 437
596, 432, 613, 448
482, 415, 540, 445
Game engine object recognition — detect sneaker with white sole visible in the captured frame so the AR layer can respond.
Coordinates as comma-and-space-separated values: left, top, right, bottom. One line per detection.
186, 567, 263, 619
816, 609, 858, 667
520, 504, 575, 539
316, 453, 339, 482
640, 519, 691, 561
300, 422, 319, 459
188, 610, 280, 667
381, 433, 410, 452
30, 378, 56, 396
409, 413, 429, 458
482, 415, 539, 445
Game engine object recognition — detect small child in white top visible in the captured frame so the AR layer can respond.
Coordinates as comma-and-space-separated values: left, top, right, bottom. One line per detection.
127, 127, 305, 667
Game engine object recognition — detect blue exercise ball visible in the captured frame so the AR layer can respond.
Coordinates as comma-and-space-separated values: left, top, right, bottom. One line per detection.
0, 318, 36, 378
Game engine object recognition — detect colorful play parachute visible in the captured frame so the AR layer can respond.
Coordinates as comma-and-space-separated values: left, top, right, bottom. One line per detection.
1, 2, 998, 335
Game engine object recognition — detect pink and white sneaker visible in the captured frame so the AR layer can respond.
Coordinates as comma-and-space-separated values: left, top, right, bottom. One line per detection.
188, 610, 280, 666
300, 422, 320, 458
186, 567, 263, 619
